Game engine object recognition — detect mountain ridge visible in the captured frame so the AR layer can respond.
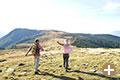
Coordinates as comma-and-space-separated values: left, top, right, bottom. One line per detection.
1, 28, 120, 48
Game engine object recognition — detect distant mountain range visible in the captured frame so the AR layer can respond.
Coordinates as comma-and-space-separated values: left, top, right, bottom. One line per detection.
1, 28, 120, 48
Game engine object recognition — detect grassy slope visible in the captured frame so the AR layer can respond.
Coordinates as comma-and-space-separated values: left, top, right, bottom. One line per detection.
1, 46, 120, 80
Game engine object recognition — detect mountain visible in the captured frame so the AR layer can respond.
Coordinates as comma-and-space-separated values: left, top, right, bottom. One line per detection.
1, 28, 120, 48
75, 34, 120, 43
0, 28, 44, 48
0, 47, 5, 50
112, 31, 120, 37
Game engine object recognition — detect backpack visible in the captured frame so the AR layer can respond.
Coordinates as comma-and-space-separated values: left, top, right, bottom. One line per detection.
31, 44, 39, 54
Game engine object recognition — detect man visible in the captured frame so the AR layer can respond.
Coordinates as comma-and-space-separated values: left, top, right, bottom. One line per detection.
25, 39, 44, 74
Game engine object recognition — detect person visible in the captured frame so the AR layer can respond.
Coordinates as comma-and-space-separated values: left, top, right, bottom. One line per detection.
57, 37, 77, 72
25, 39, 44, 74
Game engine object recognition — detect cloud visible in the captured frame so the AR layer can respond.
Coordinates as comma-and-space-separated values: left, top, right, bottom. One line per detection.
0, 0, 120, 34
104, 0, 120, 11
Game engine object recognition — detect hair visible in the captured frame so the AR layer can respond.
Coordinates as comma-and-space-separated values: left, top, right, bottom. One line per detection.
64, 39, 70, 44
35, 39, 39, 43
64, 39, 70, 48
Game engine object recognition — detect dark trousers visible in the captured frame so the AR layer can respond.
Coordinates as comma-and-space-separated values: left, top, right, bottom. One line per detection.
63, 54, 69, 69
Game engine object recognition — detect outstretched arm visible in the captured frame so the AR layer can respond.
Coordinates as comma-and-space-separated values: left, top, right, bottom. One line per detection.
57, 41, 64, 46
71, 37, 77, 45
25, 45, 32, 56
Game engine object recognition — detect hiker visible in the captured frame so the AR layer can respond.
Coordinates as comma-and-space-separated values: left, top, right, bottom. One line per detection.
25, 39, 44, 74
57, 37, 77, 72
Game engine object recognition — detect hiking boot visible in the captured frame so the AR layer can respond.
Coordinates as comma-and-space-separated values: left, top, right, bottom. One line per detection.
34, 71, 39, 74
67, 68, 71, 70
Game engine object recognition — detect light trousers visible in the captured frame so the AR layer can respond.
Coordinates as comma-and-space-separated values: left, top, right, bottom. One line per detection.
34, 56, 40, 72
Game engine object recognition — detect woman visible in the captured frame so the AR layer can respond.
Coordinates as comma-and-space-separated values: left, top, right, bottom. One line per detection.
57, 37, 77, 72
25, 39, 44, 74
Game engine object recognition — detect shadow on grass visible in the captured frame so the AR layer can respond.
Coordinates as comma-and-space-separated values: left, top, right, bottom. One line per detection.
72, 70, 120, 80
0, 59, 6, 62
37, 71, 84, 80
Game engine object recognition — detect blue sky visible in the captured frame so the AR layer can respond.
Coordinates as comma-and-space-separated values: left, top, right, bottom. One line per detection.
0, 0, 120, 36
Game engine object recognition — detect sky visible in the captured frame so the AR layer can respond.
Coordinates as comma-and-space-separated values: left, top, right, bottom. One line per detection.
0, 0, 120, 36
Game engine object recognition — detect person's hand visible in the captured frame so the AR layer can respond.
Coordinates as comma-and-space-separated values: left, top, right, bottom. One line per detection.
25, 53, 28, 56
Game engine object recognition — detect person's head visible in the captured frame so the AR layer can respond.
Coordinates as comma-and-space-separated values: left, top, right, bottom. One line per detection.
64, 39, 70, 45
35, 39, 40, 44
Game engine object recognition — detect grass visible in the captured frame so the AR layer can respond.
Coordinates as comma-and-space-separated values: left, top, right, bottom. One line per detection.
0, 47, 120, 80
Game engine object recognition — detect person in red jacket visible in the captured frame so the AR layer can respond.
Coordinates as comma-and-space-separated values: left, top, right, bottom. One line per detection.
25, 39, 44, 74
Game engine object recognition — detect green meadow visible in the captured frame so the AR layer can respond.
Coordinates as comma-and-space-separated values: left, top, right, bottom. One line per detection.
1, 47, 120, 80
